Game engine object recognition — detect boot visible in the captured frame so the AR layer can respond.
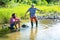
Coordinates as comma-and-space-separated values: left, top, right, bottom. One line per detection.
31, 22, 33, 28
36, 21, 38, 27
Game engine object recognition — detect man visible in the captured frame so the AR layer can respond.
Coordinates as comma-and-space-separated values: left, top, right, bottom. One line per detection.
25, 4, 40, 28
10, 13, 20, 31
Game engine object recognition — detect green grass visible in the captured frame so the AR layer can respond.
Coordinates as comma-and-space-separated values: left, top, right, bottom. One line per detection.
0, 4, 60, 23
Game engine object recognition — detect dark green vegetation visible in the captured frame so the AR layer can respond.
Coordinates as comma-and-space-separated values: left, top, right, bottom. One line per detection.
0, 0, 60, 7
0, 28, 10, 37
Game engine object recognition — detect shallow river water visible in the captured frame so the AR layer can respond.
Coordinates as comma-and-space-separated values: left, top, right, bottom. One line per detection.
0, 19, 60, 40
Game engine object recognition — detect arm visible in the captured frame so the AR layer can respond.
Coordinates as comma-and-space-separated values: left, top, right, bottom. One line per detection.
36, 8, 42, 13
36, 8, 40, 11
25, 8, 30, 16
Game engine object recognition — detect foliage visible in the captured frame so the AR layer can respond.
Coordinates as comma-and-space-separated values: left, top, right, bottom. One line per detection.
0, 0, 60, 6
0, 28, 10, 37
0, 4, 60, 23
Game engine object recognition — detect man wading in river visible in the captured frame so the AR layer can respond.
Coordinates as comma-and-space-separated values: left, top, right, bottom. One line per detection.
25, 4, 41, 28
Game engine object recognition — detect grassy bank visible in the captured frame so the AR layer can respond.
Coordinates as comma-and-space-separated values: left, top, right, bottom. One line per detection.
0, 4, 60, 23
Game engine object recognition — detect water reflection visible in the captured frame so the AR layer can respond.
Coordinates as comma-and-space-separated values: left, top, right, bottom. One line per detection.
30, 27, 38, 40
0, 19, 60, 40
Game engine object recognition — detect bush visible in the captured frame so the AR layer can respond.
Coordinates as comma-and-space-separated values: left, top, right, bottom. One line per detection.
0, 28, 10, 37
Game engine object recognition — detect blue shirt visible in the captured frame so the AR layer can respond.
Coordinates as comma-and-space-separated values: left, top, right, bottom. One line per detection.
27, 7, 39, 18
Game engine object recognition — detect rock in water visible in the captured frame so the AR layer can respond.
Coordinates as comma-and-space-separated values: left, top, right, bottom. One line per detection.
22, 24, 29, 28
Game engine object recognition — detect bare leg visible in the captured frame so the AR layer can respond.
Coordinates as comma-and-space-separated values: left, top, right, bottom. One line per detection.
14, 22, 17, 29
15, 21, 20, 31
15, 24, 17, 29
18, 22, 20, 28
31, 18, 33, 28
17, 20, 20, 28
34, 17, 38, 27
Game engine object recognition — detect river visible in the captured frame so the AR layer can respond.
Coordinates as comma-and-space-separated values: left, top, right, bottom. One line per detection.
0, 19, 60, 40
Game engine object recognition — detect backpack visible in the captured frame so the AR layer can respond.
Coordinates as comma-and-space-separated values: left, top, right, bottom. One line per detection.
22, 24, 29, 28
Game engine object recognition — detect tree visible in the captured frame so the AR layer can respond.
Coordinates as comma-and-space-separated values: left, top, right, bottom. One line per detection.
46, 0, 60, 3
9, 0, 11, 1
46, 0, 51, 3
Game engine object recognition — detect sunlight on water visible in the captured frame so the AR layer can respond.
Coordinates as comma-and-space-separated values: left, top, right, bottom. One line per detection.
0, 19, 60, 40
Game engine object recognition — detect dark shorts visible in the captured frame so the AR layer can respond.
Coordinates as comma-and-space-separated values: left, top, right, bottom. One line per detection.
9, 23, 15, 30
10, 21, 20, 30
